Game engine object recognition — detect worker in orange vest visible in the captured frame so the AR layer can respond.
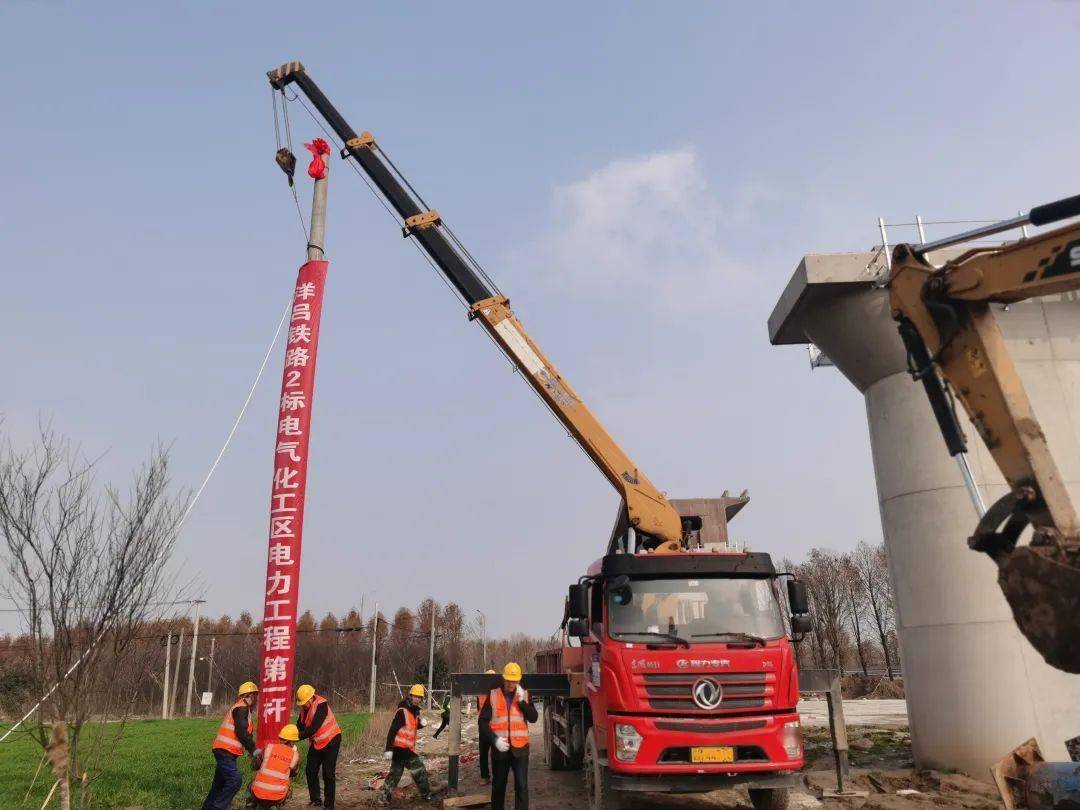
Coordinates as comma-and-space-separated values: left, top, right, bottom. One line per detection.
376, 684, 434, 806
246, 723, 301, 808
202, 681, 259, 810
479, 663, 537, 810
295, 684, 342, 809
477, 669, 497, 783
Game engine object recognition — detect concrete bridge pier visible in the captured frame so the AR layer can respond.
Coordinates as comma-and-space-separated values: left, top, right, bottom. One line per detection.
769, 252, 1080, 778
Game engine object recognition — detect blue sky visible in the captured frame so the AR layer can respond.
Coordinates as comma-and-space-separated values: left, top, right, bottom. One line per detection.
3, 2, 1079, 638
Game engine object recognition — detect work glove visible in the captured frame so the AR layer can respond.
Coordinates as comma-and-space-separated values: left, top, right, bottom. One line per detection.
514, 685, 526, 702
420, 717, 428, 728
384, 750, 394, 761
494, 736, 510, 753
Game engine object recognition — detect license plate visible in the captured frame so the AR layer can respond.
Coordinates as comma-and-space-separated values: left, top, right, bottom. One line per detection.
691, 746, 735, 763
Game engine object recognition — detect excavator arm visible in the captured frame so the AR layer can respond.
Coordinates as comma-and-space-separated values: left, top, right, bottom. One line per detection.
886, 194, 1080, 673
268, 61, 684, 551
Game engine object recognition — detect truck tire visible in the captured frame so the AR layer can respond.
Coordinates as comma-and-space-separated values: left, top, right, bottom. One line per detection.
749, 787, 790, 810
583, 729, 622, 810
544, 703, 568, 770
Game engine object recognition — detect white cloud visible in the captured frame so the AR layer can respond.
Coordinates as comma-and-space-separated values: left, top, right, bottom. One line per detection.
534, 147, 749, 312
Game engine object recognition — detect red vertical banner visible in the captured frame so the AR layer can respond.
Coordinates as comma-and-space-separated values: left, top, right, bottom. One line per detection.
257, 259, 329, 746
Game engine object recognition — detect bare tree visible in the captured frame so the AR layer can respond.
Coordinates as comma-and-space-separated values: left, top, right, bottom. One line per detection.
0, 424, 187, 801
797, 549, 850, 672
852, 541, 898, 678
841, 554, 869, 676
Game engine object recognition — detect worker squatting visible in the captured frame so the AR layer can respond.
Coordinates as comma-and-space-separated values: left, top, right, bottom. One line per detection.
201, 663, 536, 809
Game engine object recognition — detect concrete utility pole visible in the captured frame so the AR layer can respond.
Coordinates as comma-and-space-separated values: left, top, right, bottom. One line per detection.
368, 602, 378, 714
162, 632, 172, 719
169, 628, 184, 719
427, 604, 437, 711
307, 152, 329, 260
184, 600, 203, 716
205, 636, 216, 714
476, 609, 487, 670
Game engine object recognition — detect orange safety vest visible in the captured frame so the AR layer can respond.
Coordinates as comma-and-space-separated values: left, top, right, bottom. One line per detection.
478, 693, 488, 712
392, 707, 418, 751
251, 741, 299, 801
212, 700, 253, 756
488, 689, 530, 749
300, 695, 342, 750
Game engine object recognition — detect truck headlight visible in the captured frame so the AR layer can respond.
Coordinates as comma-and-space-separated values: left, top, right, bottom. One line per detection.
614, 723, 643, 762
781, 720, 802, 759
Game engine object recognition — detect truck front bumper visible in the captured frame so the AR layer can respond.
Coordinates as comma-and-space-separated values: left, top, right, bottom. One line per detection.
610, 770, 802, 794
605, 711, 804, 781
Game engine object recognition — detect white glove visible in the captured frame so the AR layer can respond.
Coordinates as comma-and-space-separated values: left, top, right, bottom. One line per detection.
384, 750, 394, 760
514, 685, 526, 702
494, 736, 510, 753
420, 717, 428, 728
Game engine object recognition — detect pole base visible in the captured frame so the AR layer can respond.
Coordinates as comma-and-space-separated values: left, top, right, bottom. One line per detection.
821, 788, 869, 799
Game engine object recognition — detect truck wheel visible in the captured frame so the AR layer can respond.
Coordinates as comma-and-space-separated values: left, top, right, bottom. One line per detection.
544, 704, 568, 770
749, 787, 790, 810
583, 729, 622, 810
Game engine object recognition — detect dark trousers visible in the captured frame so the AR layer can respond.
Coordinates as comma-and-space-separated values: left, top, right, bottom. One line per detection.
433, 711, 450, 739
202, 750, 242, 810
306, 735, 340, 806
478, 734, 492, 779
491, 751, 529, 810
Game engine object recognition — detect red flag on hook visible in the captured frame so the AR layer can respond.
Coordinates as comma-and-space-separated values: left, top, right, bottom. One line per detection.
305, 138, 331, 180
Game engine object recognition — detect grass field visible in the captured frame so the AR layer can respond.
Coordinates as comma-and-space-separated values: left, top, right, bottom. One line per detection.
0, 712, 369, 808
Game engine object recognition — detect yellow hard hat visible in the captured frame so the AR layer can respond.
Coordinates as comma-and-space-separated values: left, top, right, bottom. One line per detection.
296, 684, 316, 705
279, 723, 300, 742
485, 669, 496, 675
409, 684, 426, 698
238, 681, 259, 697
502, 662, 522, 682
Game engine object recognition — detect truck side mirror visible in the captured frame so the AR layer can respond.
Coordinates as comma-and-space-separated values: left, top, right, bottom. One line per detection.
787, 580, 809, 615
568, 618, 589, 639
568, 584, 589, 619
790, 614, 813, 635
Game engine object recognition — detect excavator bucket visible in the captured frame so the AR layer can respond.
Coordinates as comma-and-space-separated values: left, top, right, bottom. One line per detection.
994, 546, 1080, 674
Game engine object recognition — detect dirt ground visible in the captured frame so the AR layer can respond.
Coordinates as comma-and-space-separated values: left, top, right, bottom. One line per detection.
274, 708, 1001, 809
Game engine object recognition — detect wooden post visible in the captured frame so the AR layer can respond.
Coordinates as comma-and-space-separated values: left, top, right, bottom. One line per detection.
448, 680, 462, 793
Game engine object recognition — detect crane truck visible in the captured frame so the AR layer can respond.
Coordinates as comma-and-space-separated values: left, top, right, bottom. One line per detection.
268, 61, 811, 810
886, 197, 1080, 674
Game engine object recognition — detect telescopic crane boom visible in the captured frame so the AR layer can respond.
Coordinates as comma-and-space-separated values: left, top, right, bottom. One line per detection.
887, 193, 1080, 674
268, 61, 685, 552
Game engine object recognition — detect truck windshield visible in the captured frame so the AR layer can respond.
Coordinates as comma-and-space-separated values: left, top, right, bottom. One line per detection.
608, 577, 785, 642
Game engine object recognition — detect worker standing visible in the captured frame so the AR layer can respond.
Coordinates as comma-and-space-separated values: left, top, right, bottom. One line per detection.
247, 723, 301, 808
295, 684, 342, 809
202, 681, 259, 810
432, 693, 452, 739
477, 669, 497, 783
376, 684, 434, 806
479, 663, 537, 810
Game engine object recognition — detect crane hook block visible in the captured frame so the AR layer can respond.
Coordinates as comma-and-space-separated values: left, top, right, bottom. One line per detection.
403, 210, 441, 237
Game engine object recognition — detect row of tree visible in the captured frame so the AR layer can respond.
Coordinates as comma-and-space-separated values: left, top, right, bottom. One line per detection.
785, 542, 900, 678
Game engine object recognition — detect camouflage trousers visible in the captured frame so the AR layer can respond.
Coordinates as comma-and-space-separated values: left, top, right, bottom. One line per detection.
379, 752, 430, 801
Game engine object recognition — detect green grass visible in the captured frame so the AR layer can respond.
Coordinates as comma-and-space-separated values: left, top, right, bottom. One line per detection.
0, 712, 369, 809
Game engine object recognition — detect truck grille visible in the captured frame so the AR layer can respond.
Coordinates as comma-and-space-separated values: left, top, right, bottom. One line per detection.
635, 671, 775, 714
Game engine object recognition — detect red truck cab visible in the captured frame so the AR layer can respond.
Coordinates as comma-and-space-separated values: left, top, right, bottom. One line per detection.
537, 549, 811, 810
